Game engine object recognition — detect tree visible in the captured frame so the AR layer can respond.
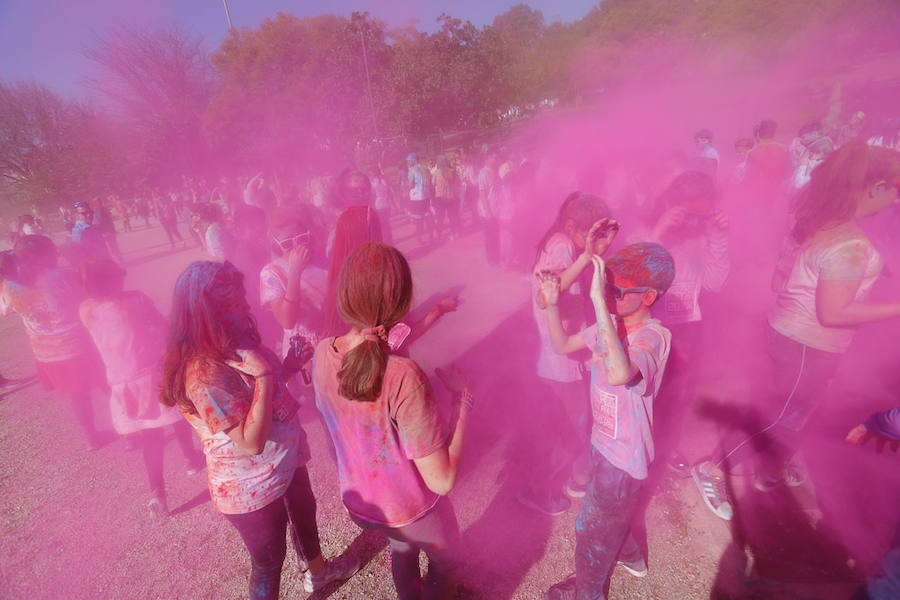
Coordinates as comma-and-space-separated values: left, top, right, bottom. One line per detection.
86, 25, 214, 187
0, 81, 124, 211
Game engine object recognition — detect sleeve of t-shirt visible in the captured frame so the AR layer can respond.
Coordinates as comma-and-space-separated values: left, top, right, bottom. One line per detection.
391, 364, 446, 460
578, 323, 601, 354
819, 240, 870, 281
627, 325, 670, 397
259, 264, 286, 308
185, 360, 251, 435
546, 237, 574, 272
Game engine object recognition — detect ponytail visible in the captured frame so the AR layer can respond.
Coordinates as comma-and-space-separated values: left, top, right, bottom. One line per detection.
335, 243, 413, 402
338, 338, 389, 402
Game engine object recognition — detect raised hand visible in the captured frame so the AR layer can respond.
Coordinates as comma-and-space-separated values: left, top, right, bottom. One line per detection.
707, 210, 729, 232
226, 348, 273, 378
654, 206, 685, 238
537, 271, 561, 307
435, 295, 460, 314
846, 424, 900, 453
590, 218, 620, 256
288, 245, 311, 274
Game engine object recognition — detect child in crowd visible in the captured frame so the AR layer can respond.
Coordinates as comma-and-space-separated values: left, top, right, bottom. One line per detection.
639, 171, 732, 519
78, 259, 203, 515
542, 243, 675, 599
260, 210, 327, 395
313, 242, 472, 600
0, 235, 106, 448
705, 143, 900, 493
323, 170, 383, 336
522, 192, 616, 516
160, 261, 357, 599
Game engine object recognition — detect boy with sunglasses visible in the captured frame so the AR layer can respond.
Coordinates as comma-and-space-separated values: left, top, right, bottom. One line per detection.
541, 242, 675, 599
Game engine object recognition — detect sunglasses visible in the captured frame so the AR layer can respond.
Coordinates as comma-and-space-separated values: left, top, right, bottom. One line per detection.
607, 283, 655, 300
273, 231, 310, 253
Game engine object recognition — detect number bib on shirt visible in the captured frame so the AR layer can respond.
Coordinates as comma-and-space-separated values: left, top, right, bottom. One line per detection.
593, 389, 618, 439
664, 282, 699, 321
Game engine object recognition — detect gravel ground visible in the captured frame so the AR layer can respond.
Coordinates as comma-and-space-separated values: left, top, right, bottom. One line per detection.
0, 218, 876, 599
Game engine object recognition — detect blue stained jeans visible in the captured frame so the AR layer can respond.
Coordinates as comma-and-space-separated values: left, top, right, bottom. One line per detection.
575, 450, 644, 600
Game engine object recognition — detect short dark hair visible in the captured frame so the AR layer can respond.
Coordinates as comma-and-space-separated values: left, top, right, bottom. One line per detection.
755, 119, 777, 140
81, 259, 126, 298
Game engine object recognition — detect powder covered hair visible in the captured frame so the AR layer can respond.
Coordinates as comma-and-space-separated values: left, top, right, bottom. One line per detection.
606, 242, 676, 299
336, 243, 413, 402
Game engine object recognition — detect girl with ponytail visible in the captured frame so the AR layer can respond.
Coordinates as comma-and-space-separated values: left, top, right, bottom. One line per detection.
313, 242, 472, 600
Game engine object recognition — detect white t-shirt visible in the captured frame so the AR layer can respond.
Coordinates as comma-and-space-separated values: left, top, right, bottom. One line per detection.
532, 233, 585, 382
769, 224, 883, 353
579, 318, 671, 480
259, 257, 327, 358
648, 230, 729, 325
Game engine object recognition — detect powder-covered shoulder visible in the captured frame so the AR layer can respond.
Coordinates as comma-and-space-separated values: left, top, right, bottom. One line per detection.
630, 320, 671, 352
385, 354, 430, 392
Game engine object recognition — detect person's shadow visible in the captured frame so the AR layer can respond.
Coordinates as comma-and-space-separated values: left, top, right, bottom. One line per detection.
441, 304, 560, 598
695, 397, 863, 599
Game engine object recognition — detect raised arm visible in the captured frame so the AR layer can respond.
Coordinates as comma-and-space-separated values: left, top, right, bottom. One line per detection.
267, 245, 311, 330
224, 349, 275, 455
588, 256, 641, 386
558, 218, 619, 292
540, 274, 588, 355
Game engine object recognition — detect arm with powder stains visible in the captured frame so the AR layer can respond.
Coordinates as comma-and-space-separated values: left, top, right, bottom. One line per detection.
541, 277, 588, 355
588, 256, 641, 386
224, 349, 274, 455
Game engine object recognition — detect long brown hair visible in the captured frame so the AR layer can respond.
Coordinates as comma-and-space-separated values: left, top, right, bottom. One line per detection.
532, 192, 611, 271
791, 142, 900, 243
336, 243, 413, 402
159, 261, 261, 414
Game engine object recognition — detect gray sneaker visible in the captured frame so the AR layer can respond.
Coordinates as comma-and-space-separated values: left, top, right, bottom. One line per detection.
545, 576, 577, 600
691, 461, 734, 520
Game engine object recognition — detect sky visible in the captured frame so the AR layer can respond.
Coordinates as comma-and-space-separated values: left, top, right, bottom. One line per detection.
0, 0, 598, 97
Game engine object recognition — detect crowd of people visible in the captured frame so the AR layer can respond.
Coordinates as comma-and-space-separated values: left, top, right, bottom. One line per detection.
1, 105, 899, 600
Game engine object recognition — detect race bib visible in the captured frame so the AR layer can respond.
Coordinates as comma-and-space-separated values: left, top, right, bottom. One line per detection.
593, 389, 618, 439
664, 282, 699, 320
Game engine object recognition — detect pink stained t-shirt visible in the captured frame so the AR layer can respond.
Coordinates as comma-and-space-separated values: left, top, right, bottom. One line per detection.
312, 338, 447, 527
183, 356, 309, 515
578, 318, 671, 480
532, 232, 586, 382
0, 269, 92, 363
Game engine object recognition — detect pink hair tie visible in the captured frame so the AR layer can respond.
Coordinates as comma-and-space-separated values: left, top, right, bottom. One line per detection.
361, 325, 388, 344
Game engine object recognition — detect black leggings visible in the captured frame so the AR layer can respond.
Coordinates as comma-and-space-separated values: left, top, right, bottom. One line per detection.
350, 499, 461, 600
224, 467, 323, 600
